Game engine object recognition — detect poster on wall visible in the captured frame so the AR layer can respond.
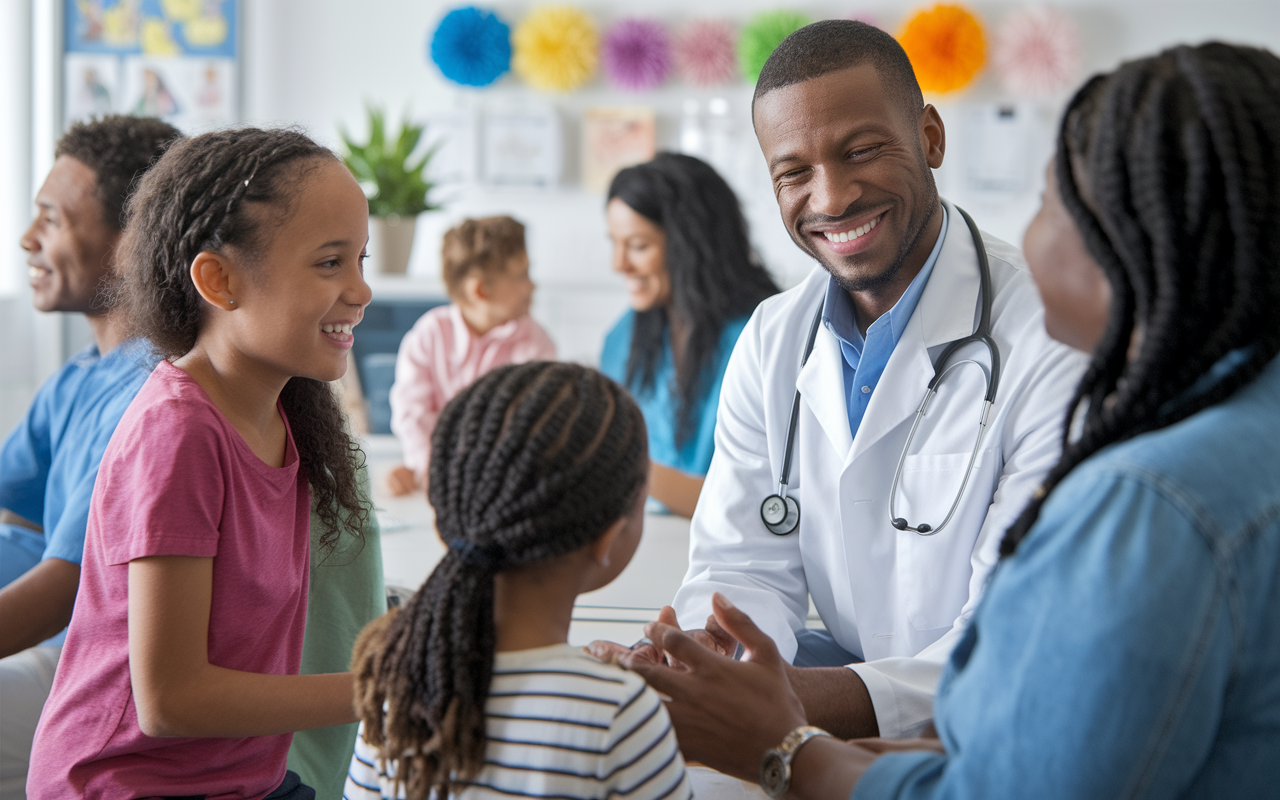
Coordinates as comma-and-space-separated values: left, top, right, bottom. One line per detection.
582, 107, 656, 195
482, 106, 561, 189
63, 0, 239, 132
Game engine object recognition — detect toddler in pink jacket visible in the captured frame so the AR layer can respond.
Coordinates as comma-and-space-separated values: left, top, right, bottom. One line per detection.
386, 216, 556, 496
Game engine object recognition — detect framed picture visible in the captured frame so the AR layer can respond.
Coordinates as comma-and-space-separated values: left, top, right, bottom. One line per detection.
63, 0, 239, 132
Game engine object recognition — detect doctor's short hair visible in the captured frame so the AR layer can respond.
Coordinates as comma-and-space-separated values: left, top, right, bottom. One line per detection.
752, 19, 923, 124
54, 115, 182, 231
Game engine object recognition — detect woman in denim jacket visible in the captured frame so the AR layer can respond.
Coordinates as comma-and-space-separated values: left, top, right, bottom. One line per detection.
623, 41, 1280, 800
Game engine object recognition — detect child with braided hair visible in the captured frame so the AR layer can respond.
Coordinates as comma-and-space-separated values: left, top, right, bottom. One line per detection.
346, 361, 691, 800
28, 128, 374, 799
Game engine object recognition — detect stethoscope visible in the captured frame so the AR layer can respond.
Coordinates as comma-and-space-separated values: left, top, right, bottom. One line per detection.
760, 206, 1001, 537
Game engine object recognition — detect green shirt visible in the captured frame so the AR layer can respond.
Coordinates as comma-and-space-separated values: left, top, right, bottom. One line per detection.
287, 468, 386, 799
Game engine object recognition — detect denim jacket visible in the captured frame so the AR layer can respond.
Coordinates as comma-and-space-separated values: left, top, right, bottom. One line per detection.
855, 355, 1280, 799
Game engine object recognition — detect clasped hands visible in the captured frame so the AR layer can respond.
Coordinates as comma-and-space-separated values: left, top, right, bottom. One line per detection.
587, 593, 943, 793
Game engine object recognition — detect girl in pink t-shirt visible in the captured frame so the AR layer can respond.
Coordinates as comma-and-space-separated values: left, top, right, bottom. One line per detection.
386, 216, 555, 496
28, 129, 373, 799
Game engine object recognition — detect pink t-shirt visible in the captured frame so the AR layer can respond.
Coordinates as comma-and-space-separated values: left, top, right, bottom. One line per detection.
28, 361, 312, 800
389, 305, 556, 476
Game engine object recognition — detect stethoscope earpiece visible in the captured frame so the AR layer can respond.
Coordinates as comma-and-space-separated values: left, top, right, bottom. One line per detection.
761, 494, 801, 536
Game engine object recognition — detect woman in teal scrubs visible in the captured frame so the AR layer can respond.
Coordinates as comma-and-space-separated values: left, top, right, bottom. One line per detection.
601, 153, 779, 517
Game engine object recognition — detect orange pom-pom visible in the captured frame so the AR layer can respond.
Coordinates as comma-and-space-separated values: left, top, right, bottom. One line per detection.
897, 4, 986, 95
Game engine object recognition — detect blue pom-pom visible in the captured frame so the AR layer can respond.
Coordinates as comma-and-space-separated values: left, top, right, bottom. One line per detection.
429, 6, 512, 88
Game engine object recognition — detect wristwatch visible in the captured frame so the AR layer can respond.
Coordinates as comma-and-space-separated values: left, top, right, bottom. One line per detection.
759, 725, 831, 797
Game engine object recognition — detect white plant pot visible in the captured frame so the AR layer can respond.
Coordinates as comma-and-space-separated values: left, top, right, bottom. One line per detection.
369, 214, 417, 275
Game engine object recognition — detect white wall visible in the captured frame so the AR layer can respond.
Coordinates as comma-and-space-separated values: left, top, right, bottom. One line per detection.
3, 0, 1279, 432
238, 0, 1280, 367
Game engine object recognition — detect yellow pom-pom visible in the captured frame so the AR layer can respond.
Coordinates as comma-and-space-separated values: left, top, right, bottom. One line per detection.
898, 4, 986, 95
513, 5, 599, 92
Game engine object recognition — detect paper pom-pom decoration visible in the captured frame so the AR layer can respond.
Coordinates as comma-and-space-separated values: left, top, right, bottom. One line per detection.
993, 6, 1081, 98
602, 18, 672, 91
513, 5, 599, 92
674, 19, 738, 87
898, 4, 986, 94
739, 10, 811, 83
429, 6, 511, 87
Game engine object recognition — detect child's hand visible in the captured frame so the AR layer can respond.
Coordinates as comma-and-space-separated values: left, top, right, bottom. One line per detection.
386, 465, 419, 496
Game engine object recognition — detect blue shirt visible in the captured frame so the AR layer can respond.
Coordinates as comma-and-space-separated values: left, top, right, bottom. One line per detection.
600, 312, 748, 476
0, 340, 154, 646
823, 207, 948, 438
854, 352, 1280, 799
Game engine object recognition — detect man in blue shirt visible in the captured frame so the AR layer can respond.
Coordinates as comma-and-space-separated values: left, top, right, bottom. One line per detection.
0, 116, 177, 798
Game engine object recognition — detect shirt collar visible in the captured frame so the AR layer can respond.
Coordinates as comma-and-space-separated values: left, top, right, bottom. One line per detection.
823, 205, 949, 355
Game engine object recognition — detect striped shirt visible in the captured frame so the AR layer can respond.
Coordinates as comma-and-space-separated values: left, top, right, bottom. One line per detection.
344, 644, 692, 800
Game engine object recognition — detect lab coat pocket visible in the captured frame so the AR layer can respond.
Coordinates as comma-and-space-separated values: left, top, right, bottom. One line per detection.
895, 451, 987, 632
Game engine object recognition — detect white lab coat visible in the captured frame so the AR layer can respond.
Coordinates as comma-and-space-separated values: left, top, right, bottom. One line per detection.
673, 201, 1087, 737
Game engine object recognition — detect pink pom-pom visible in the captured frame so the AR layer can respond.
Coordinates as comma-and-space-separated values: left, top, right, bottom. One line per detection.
674, 19, 738, 87
602, 18, 672, 91
993, 6, 1082, 98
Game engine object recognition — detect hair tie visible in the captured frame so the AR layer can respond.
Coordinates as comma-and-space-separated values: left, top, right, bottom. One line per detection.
447, 539, 502, 572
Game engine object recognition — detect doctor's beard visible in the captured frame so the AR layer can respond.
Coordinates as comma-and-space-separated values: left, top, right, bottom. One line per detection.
797, 172, 941, 297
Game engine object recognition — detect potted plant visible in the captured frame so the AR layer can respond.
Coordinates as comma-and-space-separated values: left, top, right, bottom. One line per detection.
340, 106, 441, 275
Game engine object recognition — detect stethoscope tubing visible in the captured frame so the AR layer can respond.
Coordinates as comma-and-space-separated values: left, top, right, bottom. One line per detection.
761, 205, 1001, 538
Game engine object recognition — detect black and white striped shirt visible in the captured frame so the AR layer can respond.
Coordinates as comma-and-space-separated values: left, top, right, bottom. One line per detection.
345, 644, 692, 800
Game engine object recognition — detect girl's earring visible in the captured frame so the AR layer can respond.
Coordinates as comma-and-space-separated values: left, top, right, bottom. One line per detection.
228, 299, 236, 306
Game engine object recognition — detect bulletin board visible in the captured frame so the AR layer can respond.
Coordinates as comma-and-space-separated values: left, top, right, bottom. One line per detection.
62, 0, 239, 132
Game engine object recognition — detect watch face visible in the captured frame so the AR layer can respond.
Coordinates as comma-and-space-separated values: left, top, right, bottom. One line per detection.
760, 750, 788, 797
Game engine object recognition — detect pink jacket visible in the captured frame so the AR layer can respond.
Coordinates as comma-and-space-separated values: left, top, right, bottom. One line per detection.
389, 304, 557, 477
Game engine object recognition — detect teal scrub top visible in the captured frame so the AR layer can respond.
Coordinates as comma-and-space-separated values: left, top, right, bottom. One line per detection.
600, 311, 748, 476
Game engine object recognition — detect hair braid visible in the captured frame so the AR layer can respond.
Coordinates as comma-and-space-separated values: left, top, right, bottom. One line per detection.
112, 127, 369, 550
1001, 43, 1280, 557
352, 362, 648, 799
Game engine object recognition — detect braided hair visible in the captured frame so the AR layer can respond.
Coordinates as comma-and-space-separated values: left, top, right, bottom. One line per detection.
113, 127, 369, 550
352, 361, 648, 799
608, 152, 780, 446
1001, 43, 1280, 556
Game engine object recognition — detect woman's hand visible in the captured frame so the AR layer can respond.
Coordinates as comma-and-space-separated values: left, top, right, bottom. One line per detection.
586, 605, 738, 668
620, 593, 807, 780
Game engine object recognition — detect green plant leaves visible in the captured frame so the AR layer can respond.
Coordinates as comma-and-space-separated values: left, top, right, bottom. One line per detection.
339, 105, 442, 218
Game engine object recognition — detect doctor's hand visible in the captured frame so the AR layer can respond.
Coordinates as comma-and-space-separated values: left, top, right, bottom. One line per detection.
619, 593, 806, 781
586, 605, 738, 668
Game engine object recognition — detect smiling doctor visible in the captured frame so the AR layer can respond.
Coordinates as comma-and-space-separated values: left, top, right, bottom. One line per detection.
593, 20, 1086, 740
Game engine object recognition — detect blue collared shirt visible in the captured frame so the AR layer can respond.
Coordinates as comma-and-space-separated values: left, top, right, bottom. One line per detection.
822, 206, 949, 439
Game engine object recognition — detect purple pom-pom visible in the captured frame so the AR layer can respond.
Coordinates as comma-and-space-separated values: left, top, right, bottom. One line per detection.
602, 18, 672, 92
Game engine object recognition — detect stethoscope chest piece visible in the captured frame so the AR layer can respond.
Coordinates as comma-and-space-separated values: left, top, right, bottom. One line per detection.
761, 493, 800, 536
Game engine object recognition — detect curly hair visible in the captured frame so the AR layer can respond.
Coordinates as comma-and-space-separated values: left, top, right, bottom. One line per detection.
608, 152, 780, 445
440, 216, 526, 300
55, 115, 182, 231
1000, 43, 1280, 556
112, 127, 369, 550
352, 361, 648, 799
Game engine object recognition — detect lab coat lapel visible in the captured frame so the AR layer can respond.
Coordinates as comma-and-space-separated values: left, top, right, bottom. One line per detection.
849, 201, 982, 463
796, 319, 854, 459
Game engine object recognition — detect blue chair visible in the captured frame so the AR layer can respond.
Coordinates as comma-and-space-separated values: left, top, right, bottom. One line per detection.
353, 297, 448, 434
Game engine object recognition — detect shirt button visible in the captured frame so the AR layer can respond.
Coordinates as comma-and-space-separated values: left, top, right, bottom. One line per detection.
861, 385, 871, 394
